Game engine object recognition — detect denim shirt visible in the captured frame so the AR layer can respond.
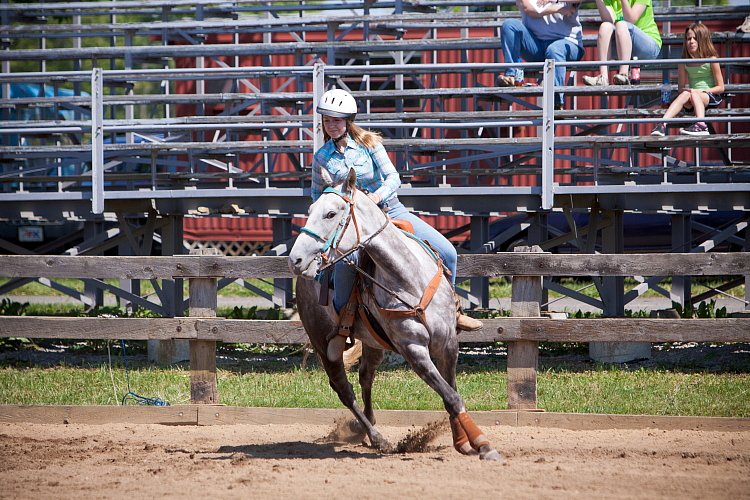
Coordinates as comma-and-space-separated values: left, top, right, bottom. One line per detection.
311, 136, 401, 203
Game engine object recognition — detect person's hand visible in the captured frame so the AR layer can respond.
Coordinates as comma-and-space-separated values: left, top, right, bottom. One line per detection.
560, 3, 577, 15
367, 192, 382, 204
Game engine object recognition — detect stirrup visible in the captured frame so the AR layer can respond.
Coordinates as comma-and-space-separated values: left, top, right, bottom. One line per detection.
327, 295, 357, 362
327, 333, 349, 362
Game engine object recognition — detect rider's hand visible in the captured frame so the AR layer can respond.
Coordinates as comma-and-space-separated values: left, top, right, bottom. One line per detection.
367, 192, 382, 204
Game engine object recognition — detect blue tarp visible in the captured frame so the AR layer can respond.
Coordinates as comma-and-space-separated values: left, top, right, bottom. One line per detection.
2, 83, 90, 122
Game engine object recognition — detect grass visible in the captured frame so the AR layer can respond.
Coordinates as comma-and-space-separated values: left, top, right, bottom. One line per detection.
484, 277, 745, 300
2, 277, 744, 302
0, 279, 747, 418
0, 278, 276, 298
0, 346, 748, 417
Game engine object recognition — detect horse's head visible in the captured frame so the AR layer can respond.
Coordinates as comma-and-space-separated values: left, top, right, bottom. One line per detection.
289, 168, 363, 279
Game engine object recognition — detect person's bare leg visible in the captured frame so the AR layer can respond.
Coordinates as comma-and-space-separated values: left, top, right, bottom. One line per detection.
614, 21, 632, 76
692, 89, 709, 119
597, 22, 615, 82
663, 91, 692, 121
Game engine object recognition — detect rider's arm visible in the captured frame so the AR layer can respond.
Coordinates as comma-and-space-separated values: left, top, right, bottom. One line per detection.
370, 143, 401, 202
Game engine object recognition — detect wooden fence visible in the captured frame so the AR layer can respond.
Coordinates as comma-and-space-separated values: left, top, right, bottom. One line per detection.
1, 251, 748, 409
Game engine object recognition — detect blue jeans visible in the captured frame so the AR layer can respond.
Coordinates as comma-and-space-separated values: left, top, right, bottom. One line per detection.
501, 18, 584, 105
332, 199, 457, 312
626, 22, 662, 61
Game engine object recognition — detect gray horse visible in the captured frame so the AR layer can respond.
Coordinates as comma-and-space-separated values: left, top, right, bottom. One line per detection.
289, 168, 503, 461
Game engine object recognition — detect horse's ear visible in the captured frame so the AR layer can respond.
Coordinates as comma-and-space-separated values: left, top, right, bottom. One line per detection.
346, 168, 357, 192
320, 167, 334, 187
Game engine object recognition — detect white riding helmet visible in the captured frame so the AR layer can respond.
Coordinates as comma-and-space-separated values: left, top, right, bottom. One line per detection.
316, 88, 357, 119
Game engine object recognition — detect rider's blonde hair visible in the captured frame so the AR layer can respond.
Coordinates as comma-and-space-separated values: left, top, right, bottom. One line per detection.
323, 119, 382, 149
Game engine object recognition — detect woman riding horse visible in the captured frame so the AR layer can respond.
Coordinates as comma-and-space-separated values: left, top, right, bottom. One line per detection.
312, 88, 482, 358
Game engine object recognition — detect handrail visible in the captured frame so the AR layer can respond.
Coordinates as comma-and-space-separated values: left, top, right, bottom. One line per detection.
1, 58, 748, 214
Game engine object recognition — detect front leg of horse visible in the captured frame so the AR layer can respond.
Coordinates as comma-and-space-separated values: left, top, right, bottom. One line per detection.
322, 360, 392, 452
452, 411, 504, 462
358, 345, 385, 426
400, 342, 504, 461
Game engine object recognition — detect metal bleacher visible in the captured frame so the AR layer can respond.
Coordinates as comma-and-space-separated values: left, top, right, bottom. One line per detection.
0, 0, 749, 315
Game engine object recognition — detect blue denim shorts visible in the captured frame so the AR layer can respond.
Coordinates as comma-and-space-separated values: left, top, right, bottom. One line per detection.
627, 23, 662, 61
683, 92, 723, 111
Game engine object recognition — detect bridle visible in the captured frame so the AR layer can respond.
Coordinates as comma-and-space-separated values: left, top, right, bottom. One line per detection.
299, 185, 389, 273
299, 185, 445, 322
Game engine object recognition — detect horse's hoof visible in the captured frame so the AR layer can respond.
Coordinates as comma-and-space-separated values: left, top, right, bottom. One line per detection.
479, 445, 506, 463
455, 441, 478, 456
348, 418, 366, 436
370, 433, 393, 453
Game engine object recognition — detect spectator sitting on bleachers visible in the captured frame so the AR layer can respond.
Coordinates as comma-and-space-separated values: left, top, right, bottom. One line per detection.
582, 0, 662, 86
651, 22, 725, 137
498, 0, 584, 109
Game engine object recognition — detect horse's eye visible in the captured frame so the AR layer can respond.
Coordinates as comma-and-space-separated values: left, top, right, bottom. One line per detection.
325, 210, 337, 219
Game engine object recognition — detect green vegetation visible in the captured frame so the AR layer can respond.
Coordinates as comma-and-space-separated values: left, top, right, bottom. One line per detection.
2, 276, 743, 302
0, 274, 746, 418
0, 278, 276, 299
0, 358, 747, 417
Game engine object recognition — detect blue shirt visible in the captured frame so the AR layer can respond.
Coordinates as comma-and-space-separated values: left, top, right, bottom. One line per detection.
311, 136, 401, 203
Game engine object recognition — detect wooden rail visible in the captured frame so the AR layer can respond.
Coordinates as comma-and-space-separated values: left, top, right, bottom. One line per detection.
1, 252, 749, 409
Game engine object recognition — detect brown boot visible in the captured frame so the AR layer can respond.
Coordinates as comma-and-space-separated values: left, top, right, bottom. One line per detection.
457, 313, 482, 331
455, 293, 482, 331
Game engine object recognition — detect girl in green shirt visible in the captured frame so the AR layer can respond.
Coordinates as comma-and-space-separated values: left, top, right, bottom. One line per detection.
651, 22, 725, 137
582, 0, 662, 86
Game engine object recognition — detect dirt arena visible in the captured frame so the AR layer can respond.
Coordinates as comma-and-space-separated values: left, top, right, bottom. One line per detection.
1, 418, 748, 500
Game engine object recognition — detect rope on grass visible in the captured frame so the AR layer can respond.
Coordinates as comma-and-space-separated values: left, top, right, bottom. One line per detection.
119, 340, 170, 406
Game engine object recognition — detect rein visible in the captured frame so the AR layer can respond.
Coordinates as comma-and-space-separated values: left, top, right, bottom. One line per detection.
301, 185, 389, 273
301, 186, 415, 309
299, 185, 445, 321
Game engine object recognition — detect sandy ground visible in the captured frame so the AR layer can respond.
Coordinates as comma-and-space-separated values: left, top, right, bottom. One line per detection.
0, 419, 748, 500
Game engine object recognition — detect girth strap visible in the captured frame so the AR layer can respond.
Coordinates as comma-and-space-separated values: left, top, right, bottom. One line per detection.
374, 262, 445, 325
356, 289, 397, 351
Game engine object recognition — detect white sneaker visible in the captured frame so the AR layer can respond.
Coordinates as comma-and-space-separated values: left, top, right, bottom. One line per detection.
679, 123, 709, 136
582, 75, 606, 86
651, 124, 666, 137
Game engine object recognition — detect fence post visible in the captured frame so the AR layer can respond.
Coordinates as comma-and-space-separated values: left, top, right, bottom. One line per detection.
189, 248, 219, 404
507, 245, 542, 409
